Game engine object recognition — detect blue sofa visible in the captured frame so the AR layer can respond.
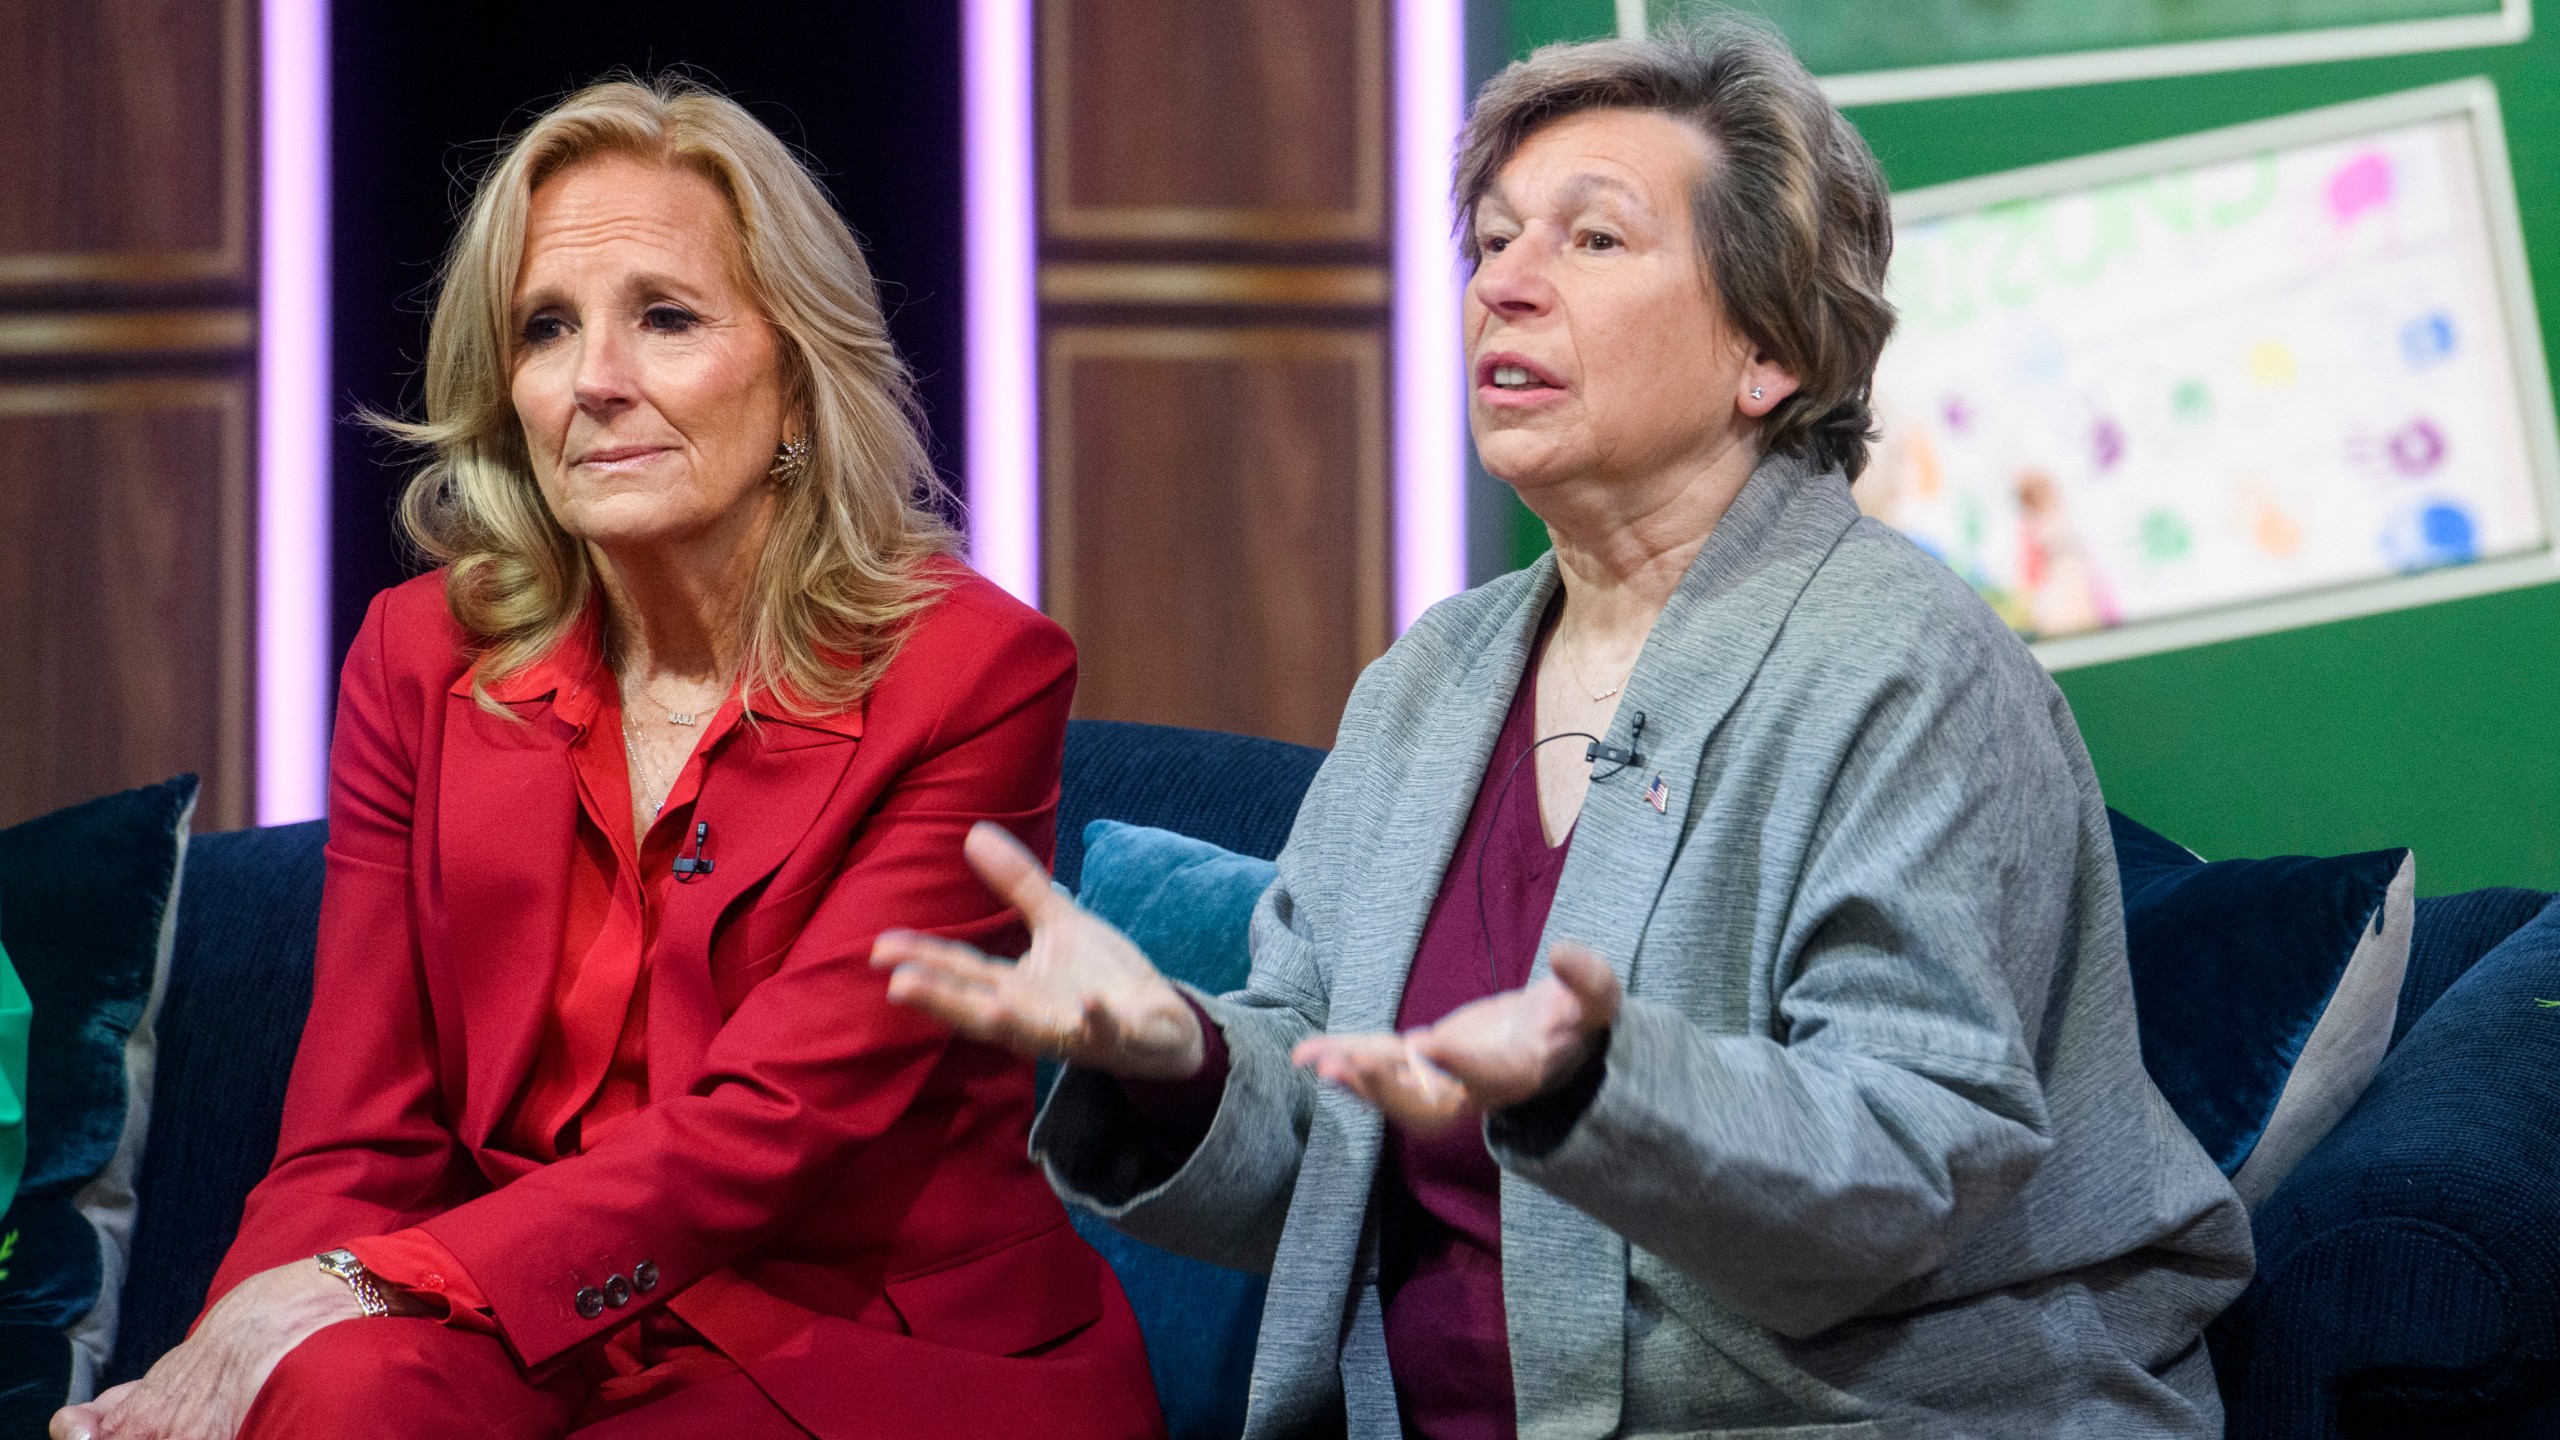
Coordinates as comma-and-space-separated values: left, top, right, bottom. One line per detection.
99, 720, 2560, 1438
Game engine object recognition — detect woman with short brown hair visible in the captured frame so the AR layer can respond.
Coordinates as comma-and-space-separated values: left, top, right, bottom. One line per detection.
884, 21, 2251, 1438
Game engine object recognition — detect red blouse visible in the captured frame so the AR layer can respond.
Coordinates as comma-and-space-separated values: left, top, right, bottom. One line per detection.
346, 617, 743, 1406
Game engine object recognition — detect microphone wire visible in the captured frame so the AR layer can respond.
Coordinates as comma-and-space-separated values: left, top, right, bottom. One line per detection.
1471, 716, 1642, 994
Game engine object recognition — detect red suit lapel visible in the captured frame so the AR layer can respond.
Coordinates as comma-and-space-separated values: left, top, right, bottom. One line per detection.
436, 683, 583, 1149
431, 620, 868, 1143
645, 712, 862, 1092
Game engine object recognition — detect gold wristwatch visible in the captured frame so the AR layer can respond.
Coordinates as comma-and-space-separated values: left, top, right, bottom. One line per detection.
315, 1248, 391, 1318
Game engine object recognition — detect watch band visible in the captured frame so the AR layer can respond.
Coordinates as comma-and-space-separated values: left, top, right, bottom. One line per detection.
315, 1247, 391, 1319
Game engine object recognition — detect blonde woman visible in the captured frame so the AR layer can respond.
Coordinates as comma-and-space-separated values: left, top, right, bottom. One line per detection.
57, 79, 1159, 1440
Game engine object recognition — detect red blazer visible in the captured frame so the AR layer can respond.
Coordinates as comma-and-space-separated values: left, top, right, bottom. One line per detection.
208, 562, 1160, 1438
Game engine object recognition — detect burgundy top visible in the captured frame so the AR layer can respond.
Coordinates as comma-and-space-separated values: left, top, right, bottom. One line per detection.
1122, 661, 1570, 1440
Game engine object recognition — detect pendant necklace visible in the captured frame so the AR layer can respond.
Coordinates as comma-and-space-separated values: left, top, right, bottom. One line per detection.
615, 654, 733, 815
624, 711, 676, 816
642, 680, 705, 726
1561, 640, 1632, 704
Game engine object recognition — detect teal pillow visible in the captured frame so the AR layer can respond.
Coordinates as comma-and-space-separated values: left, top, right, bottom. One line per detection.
1065, 821, 1277, 1440
1076, 820, 1275, 997
0, 776, 197, 1410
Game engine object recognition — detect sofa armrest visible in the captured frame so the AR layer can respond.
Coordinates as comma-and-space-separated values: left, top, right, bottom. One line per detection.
2397, 889, 2553, 1047
2211, 901, 2560, 1439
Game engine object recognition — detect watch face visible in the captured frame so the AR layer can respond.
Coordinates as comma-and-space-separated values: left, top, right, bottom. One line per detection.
316, 1249, 361, 1275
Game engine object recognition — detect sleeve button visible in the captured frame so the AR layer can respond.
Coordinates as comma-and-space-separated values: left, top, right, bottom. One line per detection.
632, 1261, 659, 1293
575, 1286, 605, 1320
601, 1274, 633, 1309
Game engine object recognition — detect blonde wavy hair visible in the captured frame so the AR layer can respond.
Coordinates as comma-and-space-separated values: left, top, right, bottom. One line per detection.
385, 75, 955, 714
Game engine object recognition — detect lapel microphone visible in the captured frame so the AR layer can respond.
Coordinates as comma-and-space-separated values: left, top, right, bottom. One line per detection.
673, 820, 716, 880
1475, 706, 1653, 990
1584, 710, 1647, 773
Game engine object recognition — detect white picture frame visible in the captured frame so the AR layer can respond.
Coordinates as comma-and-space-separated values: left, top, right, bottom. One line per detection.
1625, 1, 2532, 107
1878, 79, 2560, 670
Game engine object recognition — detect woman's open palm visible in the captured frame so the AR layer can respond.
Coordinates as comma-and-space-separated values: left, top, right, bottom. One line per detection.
872, 822, 1206, 1080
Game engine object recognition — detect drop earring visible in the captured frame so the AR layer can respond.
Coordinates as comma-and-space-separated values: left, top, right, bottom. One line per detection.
769, 434, 810, 486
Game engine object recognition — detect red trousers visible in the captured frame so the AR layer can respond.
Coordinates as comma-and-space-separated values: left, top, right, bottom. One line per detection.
239, 1318, 811, 1439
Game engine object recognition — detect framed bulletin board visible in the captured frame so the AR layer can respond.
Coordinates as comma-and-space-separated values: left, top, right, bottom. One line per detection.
1636, 0, 2530, 103
1859, 80, 2560, 669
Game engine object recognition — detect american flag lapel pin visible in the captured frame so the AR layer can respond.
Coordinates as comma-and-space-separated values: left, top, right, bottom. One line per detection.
1645, 773, 1670, 814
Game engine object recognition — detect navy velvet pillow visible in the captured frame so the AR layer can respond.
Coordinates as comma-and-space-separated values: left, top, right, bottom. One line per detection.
0, 776, 198, 1405
2109, 809, 2412, 1205
1055, 721, 1323, 894
1066, 820, 1277, 1440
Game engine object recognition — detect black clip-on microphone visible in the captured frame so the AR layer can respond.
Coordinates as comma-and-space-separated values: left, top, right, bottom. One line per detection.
1584, 709, 1647, 771
673, 820, 716, 880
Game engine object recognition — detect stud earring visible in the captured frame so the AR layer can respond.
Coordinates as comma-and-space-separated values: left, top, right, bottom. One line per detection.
769, 434, 810, 486
1750, 386, 1765, 401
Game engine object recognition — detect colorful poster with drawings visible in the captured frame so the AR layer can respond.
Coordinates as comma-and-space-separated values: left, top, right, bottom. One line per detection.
1861, 103, 2549, 654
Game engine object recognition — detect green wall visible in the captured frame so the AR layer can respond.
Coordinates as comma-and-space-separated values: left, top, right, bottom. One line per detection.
1502, 0, 2560, 892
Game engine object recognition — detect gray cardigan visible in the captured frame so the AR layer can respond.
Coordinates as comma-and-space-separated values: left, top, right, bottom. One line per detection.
1033, 454, 2254, 1440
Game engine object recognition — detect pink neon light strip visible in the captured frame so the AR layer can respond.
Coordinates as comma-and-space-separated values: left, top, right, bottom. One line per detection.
1394, 0, 1470, 628
258, 0, 331, 823
963, 0, 1041, 604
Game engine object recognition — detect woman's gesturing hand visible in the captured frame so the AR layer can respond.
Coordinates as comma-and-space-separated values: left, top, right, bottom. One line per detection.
49, 1260, 367, 1440
1291, 941, 1622, 1135
872, 821, 1207, 1081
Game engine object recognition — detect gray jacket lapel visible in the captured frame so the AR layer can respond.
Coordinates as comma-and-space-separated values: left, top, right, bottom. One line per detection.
1502, 452, 1862, 1440
1326, 559, 1561, 1034
1538, 452, 1861, 989
1247, 562, 1562, 1440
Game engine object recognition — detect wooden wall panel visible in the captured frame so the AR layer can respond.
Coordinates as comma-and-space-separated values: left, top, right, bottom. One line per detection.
0, 0, 253, 292
0, 380, 252, 830
1046, 328, 1387, 747
1037, 0, 1396, 747
0, 0, 256, 829
1043, 0, 1385, 242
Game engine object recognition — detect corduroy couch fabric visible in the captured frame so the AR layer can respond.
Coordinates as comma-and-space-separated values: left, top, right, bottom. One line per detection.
1053, 720, 1326, 894
91, 720, 2560, 1437
2212, 898, 2560, 1440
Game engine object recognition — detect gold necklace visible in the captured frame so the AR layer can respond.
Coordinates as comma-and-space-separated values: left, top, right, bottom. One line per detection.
640, 679, 718, 727
609, 653, 730, 811
623, 710, 677, 816
1559, 640, 1633, 704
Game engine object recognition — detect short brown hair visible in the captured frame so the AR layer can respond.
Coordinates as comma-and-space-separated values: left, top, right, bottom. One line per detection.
1456, 18, 1895, 478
